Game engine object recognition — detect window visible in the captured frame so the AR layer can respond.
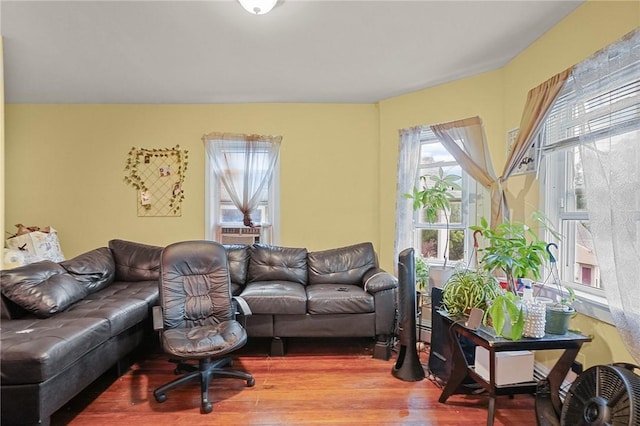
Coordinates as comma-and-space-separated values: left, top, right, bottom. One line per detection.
411, 128, 487, 265
204, 139, 280, 245
541, 72, 640, 296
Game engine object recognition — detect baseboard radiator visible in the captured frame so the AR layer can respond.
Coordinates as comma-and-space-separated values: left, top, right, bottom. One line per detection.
533, 361, 575, 401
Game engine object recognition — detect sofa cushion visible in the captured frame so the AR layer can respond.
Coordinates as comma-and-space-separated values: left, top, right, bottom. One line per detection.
306, 284, 375, 314
0, 261, 88, 318
239, 281, 307, 315
248, 244, 308, 285
87, 280, 159, 308
61, 296, 149, 336
307, 242, 377, 286
61, 247, 115, 294
0, 316, 110, 384
224, 244, 250, 286
108, 239, 162, 282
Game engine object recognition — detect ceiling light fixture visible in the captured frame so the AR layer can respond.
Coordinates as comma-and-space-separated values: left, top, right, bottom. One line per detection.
238, 0, 278, 15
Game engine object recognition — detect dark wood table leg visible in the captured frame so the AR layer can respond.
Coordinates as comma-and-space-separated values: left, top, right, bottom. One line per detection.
438, 325, 470, 403
546, 345, 581, 417
487, 396, 496, 426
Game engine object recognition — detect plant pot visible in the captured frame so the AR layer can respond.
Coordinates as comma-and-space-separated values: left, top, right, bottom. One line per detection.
428, 265, 456, 289
545, 307, 575, 335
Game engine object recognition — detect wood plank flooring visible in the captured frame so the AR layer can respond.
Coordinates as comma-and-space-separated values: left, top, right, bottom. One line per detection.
51, 338, 537, 425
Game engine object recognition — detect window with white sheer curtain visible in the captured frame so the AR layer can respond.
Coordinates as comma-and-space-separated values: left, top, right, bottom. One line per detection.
203, 133, 281, 245
395, 125, 490, 269
540, 29, 640, 300
415, 128, 469, 264
539, 29, 640, 363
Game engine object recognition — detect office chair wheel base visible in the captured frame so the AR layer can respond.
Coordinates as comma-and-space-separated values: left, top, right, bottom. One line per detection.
247, 377, 255, 387
154, 393, 167, 403
201, 402, 213, 414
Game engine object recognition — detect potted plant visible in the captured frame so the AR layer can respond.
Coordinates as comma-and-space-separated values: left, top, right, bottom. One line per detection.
441, 269, 502, 317
544, 285, 578, 334
415, 255, 430, 294
470, 213, 552, 295
405, 167, 461, 282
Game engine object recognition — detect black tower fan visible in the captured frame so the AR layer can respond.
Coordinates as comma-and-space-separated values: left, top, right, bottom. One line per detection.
392, 248, 425, 382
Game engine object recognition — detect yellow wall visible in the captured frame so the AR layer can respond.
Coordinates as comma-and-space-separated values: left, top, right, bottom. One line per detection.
4, 104, 379, 256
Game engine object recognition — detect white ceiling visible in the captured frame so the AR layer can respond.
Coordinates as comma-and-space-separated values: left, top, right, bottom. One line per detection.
0, 0, 583, 104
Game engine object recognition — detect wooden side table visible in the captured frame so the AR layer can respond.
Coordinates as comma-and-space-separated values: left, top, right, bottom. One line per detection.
436, 310, 591, 426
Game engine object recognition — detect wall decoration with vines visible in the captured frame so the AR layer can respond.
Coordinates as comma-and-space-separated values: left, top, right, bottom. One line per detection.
123, 145, 189, 217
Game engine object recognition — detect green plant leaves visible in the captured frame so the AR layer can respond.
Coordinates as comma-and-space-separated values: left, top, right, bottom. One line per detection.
442, 270, 501, 316
488, 292, 525, 340
471, 214, 552, 292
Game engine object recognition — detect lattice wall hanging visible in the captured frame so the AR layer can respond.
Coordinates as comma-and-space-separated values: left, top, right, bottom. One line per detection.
123, 145, 189, 217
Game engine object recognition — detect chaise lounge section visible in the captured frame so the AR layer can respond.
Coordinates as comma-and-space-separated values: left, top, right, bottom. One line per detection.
0, 239, 162, 426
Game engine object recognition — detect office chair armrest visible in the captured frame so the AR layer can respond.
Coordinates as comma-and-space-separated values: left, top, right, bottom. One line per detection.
233, 296, 252, 316
152, 305, 164, 331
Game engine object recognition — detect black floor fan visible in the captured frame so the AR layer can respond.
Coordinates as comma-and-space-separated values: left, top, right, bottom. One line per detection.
392, 248, 425, 382
537, 363, 640, 425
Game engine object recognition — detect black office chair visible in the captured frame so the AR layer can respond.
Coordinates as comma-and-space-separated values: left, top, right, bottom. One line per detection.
152, 240, 255, 414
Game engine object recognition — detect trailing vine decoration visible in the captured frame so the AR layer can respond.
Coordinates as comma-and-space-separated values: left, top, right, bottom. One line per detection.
123, 145, 189, 215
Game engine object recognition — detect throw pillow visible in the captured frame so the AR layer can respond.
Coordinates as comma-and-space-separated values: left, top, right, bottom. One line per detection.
61, 247, 115, 294
0, 261, 88, 317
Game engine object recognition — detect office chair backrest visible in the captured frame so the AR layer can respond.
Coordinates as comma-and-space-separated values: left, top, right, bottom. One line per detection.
160, 240, 233, 330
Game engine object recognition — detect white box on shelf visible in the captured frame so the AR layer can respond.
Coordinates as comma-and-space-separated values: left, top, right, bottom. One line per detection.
474, 346, 534, 386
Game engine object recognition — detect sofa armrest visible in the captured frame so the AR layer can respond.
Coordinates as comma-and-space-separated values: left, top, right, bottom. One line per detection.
363, 268, 398, 294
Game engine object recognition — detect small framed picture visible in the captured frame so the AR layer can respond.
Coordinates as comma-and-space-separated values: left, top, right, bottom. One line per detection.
140, 191, 151, 206
159, 166, 171, 177
172, 182, 182, 196
507, 128, 538, 176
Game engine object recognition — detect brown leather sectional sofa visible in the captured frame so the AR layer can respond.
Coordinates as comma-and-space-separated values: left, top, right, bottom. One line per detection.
0, 240, 397, 425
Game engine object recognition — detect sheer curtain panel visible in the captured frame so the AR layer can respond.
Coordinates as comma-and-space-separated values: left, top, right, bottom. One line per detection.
574, 29, 640, 363
203, 132, 281, 227
394, 126, 422, 271
431, 116, 501, 228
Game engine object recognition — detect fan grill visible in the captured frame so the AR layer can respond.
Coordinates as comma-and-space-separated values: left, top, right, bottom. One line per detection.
561, 364, 640, 426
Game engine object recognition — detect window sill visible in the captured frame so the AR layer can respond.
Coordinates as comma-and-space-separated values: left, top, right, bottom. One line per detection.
533, 283, 613, 325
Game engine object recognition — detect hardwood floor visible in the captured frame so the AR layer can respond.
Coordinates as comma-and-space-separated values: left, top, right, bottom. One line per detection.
51, 338, 537, 425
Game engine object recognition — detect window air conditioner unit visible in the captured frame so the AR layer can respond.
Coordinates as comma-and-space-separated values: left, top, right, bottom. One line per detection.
218, 226, 261, 245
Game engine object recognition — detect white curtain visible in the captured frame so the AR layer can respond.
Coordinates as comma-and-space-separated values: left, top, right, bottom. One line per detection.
574, 29, 640, 363
203, 132, 281, 227
431, 116, 501, 229
394, 126, 422, 272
